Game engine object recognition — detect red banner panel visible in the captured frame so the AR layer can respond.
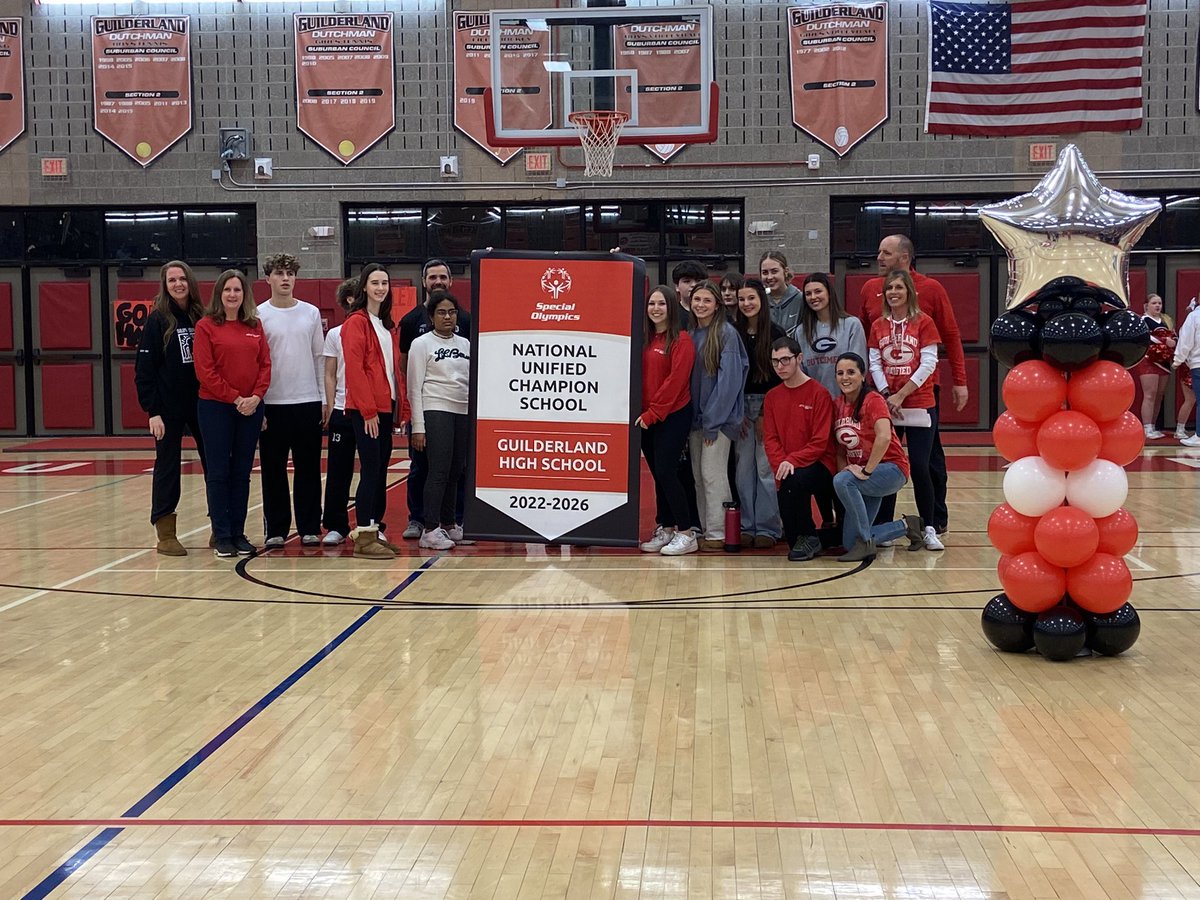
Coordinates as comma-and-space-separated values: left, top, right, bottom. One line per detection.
0, 363, 14, 430
453, 12, 550, 164
38, 282, 93, 351
932, 271, 981, 345
294, 14, 395, 164
613, 21, 703, 163
788, 2, 888, 157
91, 16, 192, 167
0, 283, 12, 351
120, 361, 149, 429
937, 356, 983, 426
42, 364, 94, 430
0, 18, 25, 154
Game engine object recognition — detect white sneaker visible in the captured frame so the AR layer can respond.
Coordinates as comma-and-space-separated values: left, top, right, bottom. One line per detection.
1145, 426, 1165, 439
263, 535, 285, 549
923, 526, 945, 551
447, 524, 476, 545
660, 531, 698, 556
322, 530, 344, 546
640, 526, 675, 553
401, 521, 422, 540
419, 527, 455, 550
1182, 434, 1200, 447
1177, 427, 1192, 441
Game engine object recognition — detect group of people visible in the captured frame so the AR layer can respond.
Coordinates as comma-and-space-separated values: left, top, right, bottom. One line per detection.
637, 235, 969, 563
135, 256, 472, 560
1137, 293, 1199, 446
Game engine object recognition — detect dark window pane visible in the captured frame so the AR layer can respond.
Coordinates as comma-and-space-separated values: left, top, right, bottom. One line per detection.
1156, 195, 1199, 250
427, 207, 502, 259
710, 203, 742, 257
25, 209, 103, 262
585, 204, 660, 254
913, 201, 988, 253
0, 210, 20, 262
665, 204, 712, 233
345, 207, 425, 260
505, 206, 582, 251
105, 210, 181, 262
183, 209, 257, 263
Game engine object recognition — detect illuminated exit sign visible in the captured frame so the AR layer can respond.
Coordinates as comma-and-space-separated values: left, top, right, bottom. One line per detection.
1029, 143, 1057, 164
41, 158, 68, 177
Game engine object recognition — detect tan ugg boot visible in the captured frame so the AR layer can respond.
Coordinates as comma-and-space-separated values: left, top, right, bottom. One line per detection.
155, 513, 187, 556
351, 524, 394, 559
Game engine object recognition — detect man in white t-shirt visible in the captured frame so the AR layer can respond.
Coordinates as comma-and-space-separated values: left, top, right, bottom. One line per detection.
257, 253, 326, 547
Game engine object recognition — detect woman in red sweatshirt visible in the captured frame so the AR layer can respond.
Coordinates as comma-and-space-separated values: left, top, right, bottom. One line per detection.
635, 284, 698, 556
194, 270, 272, 558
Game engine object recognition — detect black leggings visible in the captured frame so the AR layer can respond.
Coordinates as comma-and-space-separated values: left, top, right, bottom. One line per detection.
150, 411, 206, 523
641, 404, 694, 530
777, 463, 834, 548
423, 410, 469, 529
349, 410, 393, 527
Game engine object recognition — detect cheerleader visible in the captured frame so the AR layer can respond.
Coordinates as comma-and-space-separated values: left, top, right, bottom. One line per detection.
1136, 294, 1175, 439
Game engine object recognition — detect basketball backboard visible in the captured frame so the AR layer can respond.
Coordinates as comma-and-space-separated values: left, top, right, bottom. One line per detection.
483, 5, 718, 148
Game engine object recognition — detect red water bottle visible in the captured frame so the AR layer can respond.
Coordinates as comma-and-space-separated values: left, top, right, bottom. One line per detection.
723, 501, 741, 553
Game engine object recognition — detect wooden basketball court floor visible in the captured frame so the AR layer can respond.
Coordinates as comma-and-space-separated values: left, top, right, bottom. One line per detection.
2, 441, 1199, 899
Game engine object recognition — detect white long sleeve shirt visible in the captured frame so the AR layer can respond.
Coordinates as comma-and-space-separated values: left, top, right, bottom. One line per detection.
406, 331, 470, 433
1173, 310, 1200, 372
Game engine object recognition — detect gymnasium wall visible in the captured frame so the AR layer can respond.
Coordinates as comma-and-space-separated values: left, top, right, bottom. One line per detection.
2, 0, 1197, 277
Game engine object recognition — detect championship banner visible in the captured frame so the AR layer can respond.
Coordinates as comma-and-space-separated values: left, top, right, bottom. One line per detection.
0, 19, 24, 155
467, 250, 644, 545
788, 2, 888, 158
294, 14, 395, 165
91, 16, 192, 167
453, 13, 550, 165
613, 21, 703, 163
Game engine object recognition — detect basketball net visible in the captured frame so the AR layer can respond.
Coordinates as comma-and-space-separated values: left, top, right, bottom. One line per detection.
568, 110, 630, 178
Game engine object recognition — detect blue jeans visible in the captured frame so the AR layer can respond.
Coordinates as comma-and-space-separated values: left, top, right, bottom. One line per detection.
735, 394, 781, 538
197, 398, 265, 541
834, 463, 908, 548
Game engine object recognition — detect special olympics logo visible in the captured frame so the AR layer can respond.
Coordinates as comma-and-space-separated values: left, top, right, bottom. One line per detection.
835, 424, 860, 450
541, 267, 572, 299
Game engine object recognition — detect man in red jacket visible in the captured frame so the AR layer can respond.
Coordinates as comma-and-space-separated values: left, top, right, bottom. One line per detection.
858, 235, 967, 536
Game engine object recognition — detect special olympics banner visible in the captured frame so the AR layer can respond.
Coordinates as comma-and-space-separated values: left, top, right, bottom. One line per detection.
613, 21, 704, 163
453, 13, 550, 165
91, 16, 192, 167
788, 2, 888, 158
0, 19, 24, 155
294, 14, 394, 164
467, 251, 644, 545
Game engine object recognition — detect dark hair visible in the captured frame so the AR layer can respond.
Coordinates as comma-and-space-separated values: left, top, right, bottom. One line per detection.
735, 278, 774, 382
671, 260, 707, 284
645, 284, 683, 353
772, 335, 801, 356
425, 289, 460, 318
154, 260, 204, 349
207, 270, 257, 325
335, 277, 358, 312
718, 271, 744, 299
422, 258, 452, 280
835, 352, 875, 421
798, 272, 848, 347
348, 263, 394, 330
262, 253, 300, 276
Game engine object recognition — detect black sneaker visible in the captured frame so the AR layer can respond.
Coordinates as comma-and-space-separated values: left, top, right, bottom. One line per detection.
787, 534, 822, 562
213, 539, 237, 558
233, 536, 256, 556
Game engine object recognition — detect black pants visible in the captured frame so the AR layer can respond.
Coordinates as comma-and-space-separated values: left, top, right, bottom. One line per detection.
197, 399, 263, 542
777, 463, 834, 548
641, 404, 694, 530
259, 401, 323, 539
423, 411, 469, 529
928, 387, 948, 530
406, 424, 466, 527
875, 422, 937, 527
349, 410, 393, 527
150, 411, 206, 524
322, 409, 357, 535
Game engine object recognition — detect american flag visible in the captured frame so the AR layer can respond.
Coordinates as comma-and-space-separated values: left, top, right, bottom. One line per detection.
925, 0, 1147, 136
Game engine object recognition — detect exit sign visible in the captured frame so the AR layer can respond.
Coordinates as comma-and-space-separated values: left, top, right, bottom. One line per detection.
1029, 142, 1057, 164
525, 151, 552, 175
41, 157, 68, 177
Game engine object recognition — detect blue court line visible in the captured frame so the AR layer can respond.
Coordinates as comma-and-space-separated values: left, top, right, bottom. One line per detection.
21, 556, 440, 899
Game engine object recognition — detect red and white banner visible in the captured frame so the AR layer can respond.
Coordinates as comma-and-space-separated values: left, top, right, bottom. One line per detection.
0, 19, 24, 155
294, 14, 395, 164
91, 16, 192, 167
467, 251, 644, 545
453, 12, 551, 165
788, 3, 888, 157
613, 21, 703, 163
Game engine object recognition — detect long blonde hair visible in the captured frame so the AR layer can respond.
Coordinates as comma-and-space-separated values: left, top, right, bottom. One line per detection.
882, 268, 921, 320
689, 281, 726, 376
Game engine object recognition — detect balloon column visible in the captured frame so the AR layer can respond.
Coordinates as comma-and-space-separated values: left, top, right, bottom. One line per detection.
980, 145, 1160, 661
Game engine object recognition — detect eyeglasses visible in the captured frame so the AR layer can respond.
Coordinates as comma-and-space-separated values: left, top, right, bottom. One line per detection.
433, 308, 458, 317
770, 355, 796, 367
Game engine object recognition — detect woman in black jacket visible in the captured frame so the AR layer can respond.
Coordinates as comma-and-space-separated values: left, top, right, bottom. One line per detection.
134, 260, 207, 555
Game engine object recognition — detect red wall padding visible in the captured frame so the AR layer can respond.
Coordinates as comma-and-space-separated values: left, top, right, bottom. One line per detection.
0, 283, 12, 352
120, 362, 149, 429
38, 282, 93, 350
937, 357, 984, 426
41, 364, 94, 429
0, 364, 15, 430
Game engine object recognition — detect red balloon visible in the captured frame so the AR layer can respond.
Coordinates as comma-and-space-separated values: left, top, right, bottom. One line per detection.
993, 412, 1040, 462
1095, 508, 1138, 556
997, 554, 1014, 581
1034, 506, 1100, 567
1000, 551, 1068, 614
988, 503, 1039, 555
1067, 552, 1133, 614
1003, 360, 1069, 423
1098, 411, 1146, 466
1036, 411, 1102, 471
1066, 360, 1135, 423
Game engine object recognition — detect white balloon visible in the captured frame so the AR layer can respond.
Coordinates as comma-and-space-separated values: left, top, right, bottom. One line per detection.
1065, 459, 1128, 517
1003, 457, 1067, 516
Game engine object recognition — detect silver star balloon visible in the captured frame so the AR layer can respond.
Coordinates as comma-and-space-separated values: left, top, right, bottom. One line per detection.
979, 144, 1160, 310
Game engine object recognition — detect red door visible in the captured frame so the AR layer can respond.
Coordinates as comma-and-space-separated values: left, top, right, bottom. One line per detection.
30, 269, 104, 434
0, 268, 27, 435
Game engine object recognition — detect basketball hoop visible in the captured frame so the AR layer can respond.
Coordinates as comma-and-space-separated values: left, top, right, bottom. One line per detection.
568, 110, 630, 177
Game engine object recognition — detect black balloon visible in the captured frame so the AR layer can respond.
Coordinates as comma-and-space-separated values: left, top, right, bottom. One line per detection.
989, 311, 1042, 367
1085, 602, 1141, 656
1035, 295, 1070, 322
1040, 311, 1103, 371
982, 594, 1036, 652
1101, 309, 1151, 368
1034, 604, 1088, 661
1068, 293, 1102, 320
